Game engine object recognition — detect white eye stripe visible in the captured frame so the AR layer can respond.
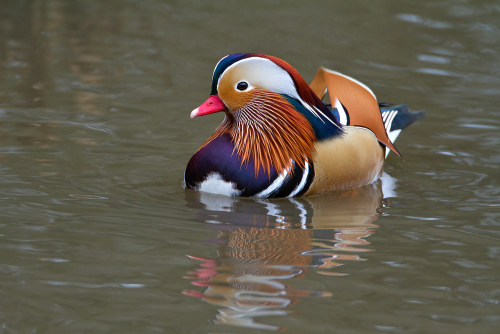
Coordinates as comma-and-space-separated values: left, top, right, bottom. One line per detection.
217, 57, 297, 96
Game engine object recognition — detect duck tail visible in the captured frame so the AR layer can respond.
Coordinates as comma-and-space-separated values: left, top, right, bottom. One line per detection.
379, 103, 425, 158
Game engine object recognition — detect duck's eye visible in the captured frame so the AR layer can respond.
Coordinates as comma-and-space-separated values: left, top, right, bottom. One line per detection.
236, 81, 249, 91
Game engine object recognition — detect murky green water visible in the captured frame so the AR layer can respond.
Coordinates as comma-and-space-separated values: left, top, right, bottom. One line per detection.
1, 1, 499, 333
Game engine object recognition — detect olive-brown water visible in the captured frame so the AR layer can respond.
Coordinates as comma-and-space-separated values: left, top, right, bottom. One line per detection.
1, 1, 499, 333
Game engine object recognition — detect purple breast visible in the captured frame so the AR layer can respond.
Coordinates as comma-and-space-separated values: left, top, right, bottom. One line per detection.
184, 134, 279, 196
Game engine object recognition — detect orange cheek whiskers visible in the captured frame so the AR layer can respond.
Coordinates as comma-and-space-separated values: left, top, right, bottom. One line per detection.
197, 90, 316, 179
231, 91, 316, 178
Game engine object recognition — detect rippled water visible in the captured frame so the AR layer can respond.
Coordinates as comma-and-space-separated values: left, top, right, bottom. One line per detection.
1, 1, 499, 333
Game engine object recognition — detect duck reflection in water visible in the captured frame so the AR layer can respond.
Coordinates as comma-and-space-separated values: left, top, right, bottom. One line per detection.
183, 174, 396, 331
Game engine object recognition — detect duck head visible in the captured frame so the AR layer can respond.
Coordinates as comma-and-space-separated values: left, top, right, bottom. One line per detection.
190, 53, 342, 176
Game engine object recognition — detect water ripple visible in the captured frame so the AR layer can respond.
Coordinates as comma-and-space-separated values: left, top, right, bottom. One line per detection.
396, 13, 453, 29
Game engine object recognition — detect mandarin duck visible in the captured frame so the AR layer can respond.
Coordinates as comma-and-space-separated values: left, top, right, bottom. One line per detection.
185, 53, 424, 198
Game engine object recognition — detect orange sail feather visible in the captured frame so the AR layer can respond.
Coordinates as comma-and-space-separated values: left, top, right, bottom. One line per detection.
309, 67, 400, 156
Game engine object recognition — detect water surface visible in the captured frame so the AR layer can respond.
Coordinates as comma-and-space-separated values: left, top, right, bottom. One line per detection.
0, 1, 499, 333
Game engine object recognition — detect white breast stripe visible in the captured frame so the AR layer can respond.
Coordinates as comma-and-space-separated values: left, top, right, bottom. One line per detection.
255, 169, 289, 198
288, 161, 310, 197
